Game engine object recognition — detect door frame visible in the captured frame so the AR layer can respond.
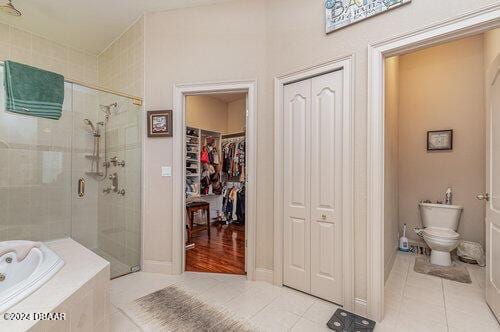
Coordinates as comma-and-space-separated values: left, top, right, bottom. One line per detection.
172, 80, 257, 280
367, 4, 500, 321
274, 56, 355, 311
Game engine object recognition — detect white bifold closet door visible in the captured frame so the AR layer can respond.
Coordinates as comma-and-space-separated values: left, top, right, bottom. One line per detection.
283, 70, 343, 304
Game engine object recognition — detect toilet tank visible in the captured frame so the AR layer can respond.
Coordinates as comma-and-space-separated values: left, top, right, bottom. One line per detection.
418, 203, 463, 230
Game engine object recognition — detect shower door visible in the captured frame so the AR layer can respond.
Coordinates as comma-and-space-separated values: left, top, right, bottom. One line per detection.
71, 85, 142, 279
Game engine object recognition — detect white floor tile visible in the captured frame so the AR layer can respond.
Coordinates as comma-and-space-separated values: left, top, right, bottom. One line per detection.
249, 304, 301, 332
223, 288, 279, 320
384, 252, 500, 332
291, 317, 331, 332
265, 287, 316, 316
108, 310, 139, 332
302, 299, 339, 324
405, 271, 443, 291
102, 252, 499, 332
399, 296, 447, 325
395, 312, 447, 332
403, 283, 445, 307
446, 304, 499, 330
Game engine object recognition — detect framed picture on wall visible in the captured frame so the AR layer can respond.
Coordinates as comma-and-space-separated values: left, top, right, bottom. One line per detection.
147, 110, 172, 137
427, 129, 453, 151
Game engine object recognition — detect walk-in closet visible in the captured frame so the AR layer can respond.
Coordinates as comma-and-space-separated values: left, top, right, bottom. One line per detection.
184, 93, 247, 275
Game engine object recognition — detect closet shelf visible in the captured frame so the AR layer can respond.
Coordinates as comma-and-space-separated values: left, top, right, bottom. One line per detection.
186, 158, 198, 162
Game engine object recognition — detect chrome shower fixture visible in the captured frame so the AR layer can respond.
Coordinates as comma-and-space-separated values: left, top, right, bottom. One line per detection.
0, 0, 21, 16
84, 119, 97, 135
100, 102, 118, 116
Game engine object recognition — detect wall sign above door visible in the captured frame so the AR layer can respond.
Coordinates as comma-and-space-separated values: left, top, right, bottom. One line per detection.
325, 0, 411, 33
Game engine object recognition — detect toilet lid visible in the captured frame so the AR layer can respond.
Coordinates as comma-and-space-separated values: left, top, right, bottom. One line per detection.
423, 227, 460, 240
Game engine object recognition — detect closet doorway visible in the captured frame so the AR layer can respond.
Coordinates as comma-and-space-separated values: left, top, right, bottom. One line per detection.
183, 92, 248, 275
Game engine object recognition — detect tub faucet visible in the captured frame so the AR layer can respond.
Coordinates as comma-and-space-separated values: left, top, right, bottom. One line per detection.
445, 187, 453, 205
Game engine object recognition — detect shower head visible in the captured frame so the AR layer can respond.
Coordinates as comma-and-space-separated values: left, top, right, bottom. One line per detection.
100, 102, 117, 116
84, 119, 96, 133
0, 0, 21, 16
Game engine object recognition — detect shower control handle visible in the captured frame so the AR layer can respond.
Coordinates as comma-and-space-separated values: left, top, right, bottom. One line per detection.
78, 178, 85, 197
476, 193, 490, 202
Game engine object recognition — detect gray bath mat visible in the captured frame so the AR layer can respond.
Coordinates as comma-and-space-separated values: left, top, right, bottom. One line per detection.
120, 285, 256, 331
414, 257, 472, 283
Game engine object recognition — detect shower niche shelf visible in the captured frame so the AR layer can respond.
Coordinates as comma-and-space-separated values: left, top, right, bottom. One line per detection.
85, 171, 103, 176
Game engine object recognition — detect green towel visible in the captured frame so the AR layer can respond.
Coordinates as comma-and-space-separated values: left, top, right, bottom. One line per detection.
4, 60, 64, 120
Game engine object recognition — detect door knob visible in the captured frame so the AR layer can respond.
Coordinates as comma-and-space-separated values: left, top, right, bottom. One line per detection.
321, 214, 327, 220
476, 193, 490, 201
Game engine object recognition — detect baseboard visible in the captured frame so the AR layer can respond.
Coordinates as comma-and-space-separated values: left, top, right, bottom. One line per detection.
354, 298, 368, 317
255, 268, 274, 284
142, 260, 173, 274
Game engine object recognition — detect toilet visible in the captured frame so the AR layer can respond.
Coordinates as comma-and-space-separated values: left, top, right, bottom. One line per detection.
415, 203, 463, 266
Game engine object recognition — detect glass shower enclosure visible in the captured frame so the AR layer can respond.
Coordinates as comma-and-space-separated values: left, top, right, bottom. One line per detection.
0, 68, 142, 279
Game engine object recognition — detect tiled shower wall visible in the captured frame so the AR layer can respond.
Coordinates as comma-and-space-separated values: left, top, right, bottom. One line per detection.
96, 17, 144, 270
0, 23, 100, 242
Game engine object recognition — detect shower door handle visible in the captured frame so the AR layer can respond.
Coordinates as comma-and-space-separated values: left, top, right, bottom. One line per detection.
78, 178, 85, 197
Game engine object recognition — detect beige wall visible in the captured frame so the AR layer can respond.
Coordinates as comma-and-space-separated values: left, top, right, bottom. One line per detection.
398, 35, 486, 246
384, 56, 400, 281
186, 95, 229, 133
186, 95, 246, 134
484, 28, 500, 69
227, 98, 246, 134
142, 0, 498, 302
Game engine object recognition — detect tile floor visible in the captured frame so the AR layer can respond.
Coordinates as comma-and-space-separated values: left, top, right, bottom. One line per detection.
106, 252, 500, 332
380, 252, 499, 332
107, 272, 338, 331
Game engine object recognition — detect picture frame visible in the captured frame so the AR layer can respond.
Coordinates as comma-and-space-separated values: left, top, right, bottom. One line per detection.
147, 110, 172, 137
427, 129, 453, 151
325, 0, 412, 34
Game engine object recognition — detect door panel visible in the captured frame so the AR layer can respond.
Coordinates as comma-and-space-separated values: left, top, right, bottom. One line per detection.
283, 79, 311, 293
486, 54, 500, 319
310, 71, 343, 303
282, 70, 343, 304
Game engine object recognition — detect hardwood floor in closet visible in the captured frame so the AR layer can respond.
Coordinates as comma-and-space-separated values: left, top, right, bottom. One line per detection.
186, 224, 245, 275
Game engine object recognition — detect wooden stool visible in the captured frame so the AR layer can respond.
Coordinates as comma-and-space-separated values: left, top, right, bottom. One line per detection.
186, 201, 210, 244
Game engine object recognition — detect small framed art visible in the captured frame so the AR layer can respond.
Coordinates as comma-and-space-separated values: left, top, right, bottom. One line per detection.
147, 110, 172, 137
427, 129, 453, 151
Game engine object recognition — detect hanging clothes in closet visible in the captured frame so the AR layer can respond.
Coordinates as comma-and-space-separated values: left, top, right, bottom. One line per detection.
221, 183, 245, 225
221, 137, 245, 182
219, 133, 246, 225
200, 135, 222, 195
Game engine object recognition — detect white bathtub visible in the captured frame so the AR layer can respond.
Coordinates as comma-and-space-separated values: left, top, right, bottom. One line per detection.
0, 241, 64, 313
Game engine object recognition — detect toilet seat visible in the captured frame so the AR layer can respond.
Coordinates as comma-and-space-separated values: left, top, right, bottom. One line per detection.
422, 227, 459, 240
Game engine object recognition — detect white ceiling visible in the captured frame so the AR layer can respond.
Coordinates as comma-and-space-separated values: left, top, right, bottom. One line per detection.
0, 0, 231, 55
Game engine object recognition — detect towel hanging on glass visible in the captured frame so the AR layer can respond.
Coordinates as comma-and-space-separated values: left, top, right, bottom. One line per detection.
4, 60, 64, 120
